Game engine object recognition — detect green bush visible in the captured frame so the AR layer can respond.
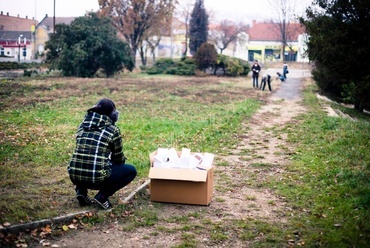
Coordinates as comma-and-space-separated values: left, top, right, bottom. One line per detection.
153, 58, 176, 73
213, 55, 250, 77
174, 60, 196, 75
139, 65, 147, 71
225, 58, 243, 76
146, 67, 162, 75
23, 69, 40, 77
195, 43, 217, 71
146, 57, 195, 76
0, 62, 28, 70
145, 55, 250, 77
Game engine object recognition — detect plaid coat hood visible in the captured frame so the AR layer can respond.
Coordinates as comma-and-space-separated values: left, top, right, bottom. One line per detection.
68, 111, 126, 185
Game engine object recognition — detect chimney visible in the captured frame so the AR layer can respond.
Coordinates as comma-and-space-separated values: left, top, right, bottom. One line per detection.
1, 11, 3, 15
26, 16, 28, 19
7, 12, 9, 16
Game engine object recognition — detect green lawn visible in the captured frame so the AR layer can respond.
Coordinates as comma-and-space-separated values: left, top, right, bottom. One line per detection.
0, 74, 369, 247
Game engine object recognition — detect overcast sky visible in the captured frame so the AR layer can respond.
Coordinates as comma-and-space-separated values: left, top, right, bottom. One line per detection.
0, 0, 311, 24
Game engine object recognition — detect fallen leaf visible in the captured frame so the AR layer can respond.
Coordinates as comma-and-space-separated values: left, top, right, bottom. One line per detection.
44, 225, 52, 234
31, 229, 38, 237
39, 231, 49, 238
15, 244, 28, 247
62, 225, 68, 231
3, 222, 11, 227
68, 224, 77, 229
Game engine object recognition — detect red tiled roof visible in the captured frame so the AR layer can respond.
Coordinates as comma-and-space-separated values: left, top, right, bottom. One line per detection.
0, 13, 37, 31
248, 21, 305, 42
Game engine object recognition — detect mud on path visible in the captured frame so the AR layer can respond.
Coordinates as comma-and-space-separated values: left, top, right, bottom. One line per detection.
31, 71, 310, 248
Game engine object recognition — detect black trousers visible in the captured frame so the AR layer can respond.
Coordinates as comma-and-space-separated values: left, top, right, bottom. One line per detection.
261, 80, 271, 91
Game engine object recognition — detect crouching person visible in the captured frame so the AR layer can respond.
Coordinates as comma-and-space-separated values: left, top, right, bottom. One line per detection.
260, 74, 272, 91
68, 98, 137, 210
277, 72, 285, 82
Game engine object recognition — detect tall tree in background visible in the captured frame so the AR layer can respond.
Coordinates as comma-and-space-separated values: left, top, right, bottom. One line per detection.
99, 0, 177, 67
300, 0, 370, 111
267, 0, 299, 61
209, 20, 247, 54
45, 13, 133, 77
175, 0, 194, 57
189, 0, 209, 55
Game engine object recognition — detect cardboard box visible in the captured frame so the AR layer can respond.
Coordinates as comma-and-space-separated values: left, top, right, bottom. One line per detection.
149, 151, 214, 205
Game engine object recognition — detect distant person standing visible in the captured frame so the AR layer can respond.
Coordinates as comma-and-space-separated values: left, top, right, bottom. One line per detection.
283, 62, 289, 79
251, 60, 261, 88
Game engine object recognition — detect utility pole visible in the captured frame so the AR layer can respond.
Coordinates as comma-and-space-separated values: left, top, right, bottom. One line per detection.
53, 0, 56, 33
18, 34, 23, 62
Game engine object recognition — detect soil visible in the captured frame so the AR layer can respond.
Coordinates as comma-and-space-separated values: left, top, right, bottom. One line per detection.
26, 68, 311, 247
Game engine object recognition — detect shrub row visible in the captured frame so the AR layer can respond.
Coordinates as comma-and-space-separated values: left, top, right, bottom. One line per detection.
0, 62, 42, 70
145, 55, 250, 77
146, 57, 196, 76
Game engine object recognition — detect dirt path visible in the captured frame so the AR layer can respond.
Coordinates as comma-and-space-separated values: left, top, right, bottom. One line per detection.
31, 69, 310, 248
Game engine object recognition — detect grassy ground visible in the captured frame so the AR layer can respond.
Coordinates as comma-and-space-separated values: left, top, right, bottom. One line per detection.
1, 72, 370, 247
0, 74, 260, 224
272, 85, 370, 246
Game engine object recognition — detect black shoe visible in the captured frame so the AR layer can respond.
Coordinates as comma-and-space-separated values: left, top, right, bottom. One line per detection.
76, 194, 95, 206
94, 194, 113, 210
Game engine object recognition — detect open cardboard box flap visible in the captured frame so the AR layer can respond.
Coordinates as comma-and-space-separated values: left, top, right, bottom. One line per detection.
149, 149, 214, 205
149, 167, 208, 182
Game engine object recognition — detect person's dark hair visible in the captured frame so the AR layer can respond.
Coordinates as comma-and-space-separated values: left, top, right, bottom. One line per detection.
88, 98, 116, 115
88, 98, 119, 124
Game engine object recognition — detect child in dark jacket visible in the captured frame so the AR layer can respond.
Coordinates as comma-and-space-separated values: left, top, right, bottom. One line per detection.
277, 72, 285, 82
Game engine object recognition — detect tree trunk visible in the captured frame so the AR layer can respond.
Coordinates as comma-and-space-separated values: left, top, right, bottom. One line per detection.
130, 45, 137, 68
139, 46, 147, 67
182, 20, 189, 58
354, 100, 364, 112
152, 52, 156, 64
139, 42, 148, 67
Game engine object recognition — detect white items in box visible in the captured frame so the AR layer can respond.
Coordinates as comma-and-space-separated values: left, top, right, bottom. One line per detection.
149, 148, 215, 205
152, 147, 214, 170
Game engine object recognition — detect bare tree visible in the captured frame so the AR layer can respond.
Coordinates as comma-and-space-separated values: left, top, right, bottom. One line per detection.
99, 0, 177, 67
175, 0, 194, 57
209, 19, 247, 54
267, 0, 299, 61
140, 19, 170, 65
